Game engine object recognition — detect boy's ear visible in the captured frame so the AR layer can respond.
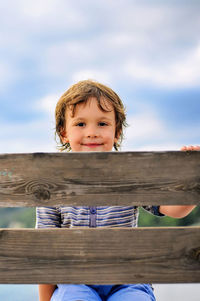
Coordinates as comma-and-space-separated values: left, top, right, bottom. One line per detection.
62, 137, 69, 144
60, 129, 69, 144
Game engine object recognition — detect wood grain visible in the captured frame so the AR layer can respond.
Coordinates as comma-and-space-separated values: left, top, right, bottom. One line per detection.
0, 151, 200, 207
0, 151, 200, 206
0, 227, 199, 284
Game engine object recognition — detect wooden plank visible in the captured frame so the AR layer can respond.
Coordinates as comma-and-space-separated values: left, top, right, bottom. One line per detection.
0, 152, 200, 207
0, 227, 199, 284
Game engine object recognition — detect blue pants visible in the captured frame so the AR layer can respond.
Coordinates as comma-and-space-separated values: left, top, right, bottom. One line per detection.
51, 284, 156, 301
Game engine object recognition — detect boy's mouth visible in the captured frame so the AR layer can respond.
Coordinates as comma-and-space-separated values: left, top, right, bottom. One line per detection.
83, 143, 103, 147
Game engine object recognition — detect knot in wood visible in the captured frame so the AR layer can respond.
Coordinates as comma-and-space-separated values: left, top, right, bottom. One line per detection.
33, 185, 51, 200
187, 247, 200, 263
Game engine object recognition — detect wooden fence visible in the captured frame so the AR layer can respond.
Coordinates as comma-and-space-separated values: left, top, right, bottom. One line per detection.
0, 151, 199, 284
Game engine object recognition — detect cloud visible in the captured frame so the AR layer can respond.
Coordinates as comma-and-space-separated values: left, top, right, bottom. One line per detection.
72, 70, 112, 86
35, 93, 60, 117
40, 41, 97, 78
125, 112, 164, 140
1, 1, 200, 91
122, 104, 200, 151
0, 119, 56, 153
124, 44, 200, 88
1, 0, 88, 34
122, 108, 168, 150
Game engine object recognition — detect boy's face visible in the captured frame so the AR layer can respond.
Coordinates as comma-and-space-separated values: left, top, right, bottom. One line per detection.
61, 97, 118, 152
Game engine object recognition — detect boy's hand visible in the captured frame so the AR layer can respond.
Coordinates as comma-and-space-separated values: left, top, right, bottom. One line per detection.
160, 144, 199, 218
181, 145, 200, 151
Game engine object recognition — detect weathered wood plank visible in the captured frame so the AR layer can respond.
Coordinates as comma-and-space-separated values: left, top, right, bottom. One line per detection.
0, 152, 200, 206
0, 227, 199, 284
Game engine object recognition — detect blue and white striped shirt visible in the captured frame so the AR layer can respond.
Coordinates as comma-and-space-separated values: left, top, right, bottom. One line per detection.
36, 206, 164, 228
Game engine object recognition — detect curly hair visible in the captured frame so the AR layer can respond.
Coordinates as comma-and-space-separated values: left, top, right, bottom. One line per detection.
55, 79, 127, 151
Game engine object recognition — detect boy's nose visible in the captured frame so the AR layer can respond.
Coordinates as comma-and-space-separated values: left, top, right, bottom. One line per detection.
86, 126, 99, 138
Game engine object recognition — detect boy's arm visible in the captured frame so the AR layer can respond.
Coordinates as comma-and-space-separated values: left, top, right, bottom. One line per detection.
159, 205, 196, 218
38, 284, 57, 301
159, 145, 199, 218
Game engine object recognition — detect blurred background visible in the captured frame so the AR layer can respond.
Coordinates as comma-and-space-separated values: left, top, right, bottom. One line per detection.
0, 0, 200, 300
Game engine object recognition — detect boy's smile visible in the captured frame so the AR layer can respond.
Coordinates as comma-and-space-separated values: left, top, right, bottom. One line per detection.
62, 97, 118, 152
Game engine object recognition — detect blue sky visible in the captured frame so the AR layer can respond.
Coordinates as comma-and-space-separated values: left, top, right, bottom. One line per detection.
0, 0, 200, 153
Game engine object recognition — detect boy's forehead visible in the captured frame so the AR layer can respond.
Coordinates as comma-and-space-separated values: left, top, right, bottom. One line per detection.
67, 96, 115, 117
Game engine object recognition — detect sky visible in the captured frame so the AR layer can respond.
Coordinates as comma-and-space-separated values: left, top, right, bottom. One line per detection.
0, 1, 200, 299
0, 0, 200, 153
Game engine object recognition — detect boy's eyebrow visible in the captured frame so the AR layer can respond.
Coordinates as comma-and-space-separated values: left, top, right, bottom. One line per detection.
73, 116, 113, 122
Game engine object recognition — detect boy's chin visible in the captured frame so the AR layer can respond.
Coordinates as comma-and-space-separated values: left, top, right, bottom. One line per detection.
79, 147, 113, 152
71, 145, 113, 152
72, 149, 103, 152
81, 149, 105, 152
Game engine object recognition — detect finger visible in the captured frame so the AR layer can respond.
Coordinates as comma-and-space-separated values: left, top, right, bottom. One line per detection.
181, 146, 187, 151
181, 145, 200, 151
189, 145, 200, 150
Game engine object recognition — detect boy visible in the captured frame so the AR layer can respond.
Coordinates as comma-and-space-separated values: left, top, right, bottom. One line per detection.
37, 80, 197, 301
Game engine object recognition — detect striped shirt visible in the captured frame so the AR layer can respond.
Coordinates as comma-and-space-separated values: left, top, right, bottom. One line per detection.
36, 206, 164, 228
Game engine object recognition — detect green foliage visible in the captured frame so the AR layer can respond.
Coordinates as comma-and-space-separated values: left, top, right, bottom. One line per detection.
0, 208, 36, 228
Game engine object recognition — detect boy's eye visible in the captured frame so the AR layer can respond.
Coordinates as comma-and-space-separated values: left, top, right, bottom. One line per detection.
76, 122, 85, 127
99, 122, 107, 126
